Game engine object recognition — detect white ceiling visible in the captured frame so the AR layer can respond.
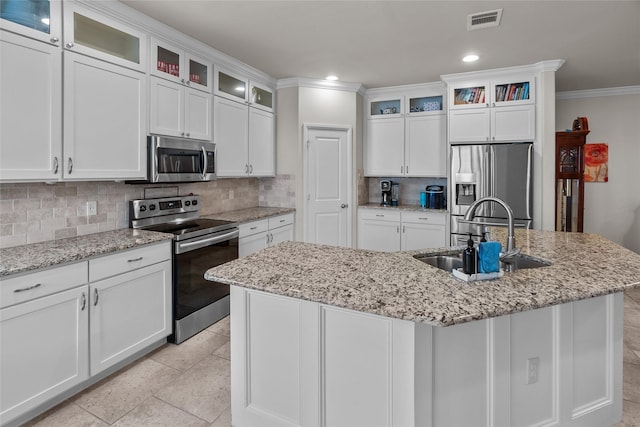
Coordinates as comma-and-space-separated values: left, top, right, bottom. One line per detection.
122, 0, 640, 92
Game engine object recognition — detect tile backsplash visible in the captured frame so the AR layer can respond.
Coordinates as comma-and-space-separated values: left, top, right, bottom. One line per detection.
0, 176, 295, 249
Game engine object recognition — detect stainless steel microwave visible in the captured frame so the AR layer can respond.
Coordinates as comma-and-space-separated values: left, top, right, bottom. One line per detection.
146, 135, 216, 183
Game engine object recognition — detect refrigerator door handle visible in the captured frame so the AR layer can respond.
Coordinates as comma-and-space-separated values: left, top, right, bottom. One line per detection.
526, 143, 533, 219
489, 144, 496, 216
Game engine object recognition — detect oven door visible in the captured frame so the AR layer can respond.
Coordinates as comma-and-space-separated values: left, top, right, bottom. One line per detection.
173, 228, 238, 330
150, 135, 215, 182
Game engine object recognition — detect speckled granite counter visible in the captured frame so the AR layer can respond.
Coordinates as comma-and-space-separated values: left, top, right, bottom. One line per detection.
359, 203, 447, 213
203, 206, 295, 223
205, 229, 640, 326
0, 229, 173, 277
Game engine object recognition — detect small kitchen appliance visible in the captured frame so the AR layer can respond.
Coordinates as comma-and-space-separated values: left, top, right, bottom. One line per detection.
391, 182, 399, 206
130, 195, 238, 344
425, 185, 446, 209
380, 180, 392, 206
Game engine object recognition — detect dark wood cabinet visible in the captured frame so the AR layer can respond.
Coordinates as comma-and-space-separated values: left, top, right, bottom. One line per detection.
555, 130, 589, 232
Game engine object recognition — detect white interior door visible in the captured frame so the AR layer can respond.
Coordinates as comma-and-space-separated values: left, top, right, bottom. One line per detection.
305, 127, 351, 247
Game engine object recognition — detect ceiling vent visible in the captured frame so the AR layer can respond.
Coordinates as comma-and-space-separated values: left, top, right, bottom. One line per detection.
467, 9, 503, 31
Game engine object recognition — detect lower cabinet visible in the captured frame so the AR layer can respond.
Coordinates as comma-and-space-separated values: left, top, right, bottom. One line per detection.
239, 213, 295, 257
89, 260, 172, 376
0, 241, 172, 426
357, 209, 446, 252
0, 285, 89, 424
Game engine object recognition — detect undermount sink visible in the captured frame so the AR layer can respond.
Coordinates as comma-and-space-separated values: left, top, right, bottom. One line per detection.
414, 251, 552, 272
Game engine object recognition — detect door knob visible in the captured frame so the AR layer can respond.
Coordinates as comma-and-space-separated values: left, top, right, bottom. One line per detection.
340, 204, 348, 208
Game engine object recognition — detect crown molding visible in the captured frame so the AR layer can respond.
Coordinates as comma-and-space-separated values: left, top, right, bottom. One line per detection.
556, 85, 640, 100
277, 77, 366, 95
441, 60, 565, 83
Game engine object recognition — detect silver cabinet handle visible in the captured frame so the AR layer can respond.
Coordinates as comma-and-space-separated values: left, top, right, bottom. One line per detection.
53, 156, 59, 174
403, 225, 405, 233
65, 42, 74, 48
279, 219, 286, 223
340, 204, 348, 208
186, 133, 190, 137
418, 217, 429, 220
181, 132, 185, 137
249, 164, 253, 174
405, 166, 408, 174
94, 288, 99, 306
375, 214, 384, 217
50, 36, 59, 44
245, 164, 249, 174
396, 226, 400, 233
266, 234, 270, 245
400, 166, 403, 174
270, 233, 274, 243
250, 226, 257, 230
81, 292, 86, 311
13, 283, 42, 293
127, 257, 143, 262
68, 157, 73, 174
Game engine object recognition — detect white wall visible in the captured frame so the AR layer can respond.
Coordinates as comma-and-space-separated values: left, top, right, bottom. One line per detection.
556, 89, 640, 253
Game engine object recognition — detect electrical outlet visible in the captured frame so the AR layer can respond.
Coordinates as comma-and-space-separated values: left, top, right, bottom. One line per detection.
87, 201, 97, 216
527, 357, 539, 384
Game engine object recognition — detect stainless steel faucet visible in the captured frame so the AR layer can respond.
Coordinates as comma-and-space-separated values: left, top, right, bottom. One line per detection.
463, 196, 520, 271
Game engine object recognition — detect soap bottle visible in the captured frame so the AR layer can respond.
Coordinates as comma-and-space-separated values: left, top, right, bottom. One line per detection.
462, 233, 477, 275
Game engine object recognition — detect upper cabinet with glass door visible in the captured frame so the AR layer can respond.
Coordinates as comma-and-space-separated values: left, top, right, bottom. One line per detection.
448, 75, 535, 110
151, 38, 211, 93
63, 3, 146, 72
214, 68, 249, 103
250, 81, 274, 112
0, 0, 62, 45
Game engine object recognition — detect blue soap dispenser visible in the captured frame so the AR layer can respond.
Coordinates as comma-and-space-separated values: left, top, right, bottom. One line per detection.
462, 233, 477, 275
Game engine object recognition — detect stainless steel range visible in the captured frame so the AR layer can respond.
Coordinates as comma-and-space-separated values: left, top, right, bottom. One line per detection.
129, 195, 238, 344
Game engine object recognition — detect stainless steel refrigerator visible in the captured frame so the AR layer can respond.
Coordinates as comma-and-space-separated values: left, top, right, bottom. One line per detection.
450, 142, 533, 246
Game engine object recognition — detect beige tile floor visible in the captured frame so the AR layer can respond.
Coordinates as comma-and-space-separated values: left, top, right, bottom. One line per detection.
24, 288, 640, 426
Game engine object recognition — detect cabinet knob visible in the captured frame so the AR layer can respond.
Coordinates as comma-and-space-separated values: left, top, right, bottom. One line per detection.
186, 132, 190, 137
181, 132, 185, 136
181, 78, 185, 84
50, 36, 59, 44
186, 80, 191, 86
65, 42, 74, 48
340, 203, 348, 209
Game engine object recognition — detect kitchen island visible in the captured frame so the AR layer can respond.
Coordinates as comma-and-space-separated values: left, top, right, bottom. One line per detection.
205, 229, 640, 427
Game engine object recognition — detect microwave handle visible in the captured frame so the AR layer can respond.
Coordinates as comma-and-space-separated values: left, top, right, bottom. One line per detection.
201, 147, 208, 179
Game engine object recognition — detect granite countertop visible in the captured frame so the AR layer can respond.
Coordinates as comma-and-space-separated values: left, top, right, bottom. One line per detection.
359, 203, 447, 213
205, 229, 640, 327
0, 229, 173, 277
203, 206, 295, 223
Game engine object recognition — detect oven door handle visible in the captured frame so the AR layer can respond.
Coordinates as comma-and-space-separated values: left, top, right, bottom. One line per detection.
175, 229, 239, 254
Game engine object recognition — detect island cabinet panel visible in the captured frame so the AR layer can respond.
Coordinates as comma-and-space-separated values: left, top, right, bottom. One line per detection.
230, 287, 623, 427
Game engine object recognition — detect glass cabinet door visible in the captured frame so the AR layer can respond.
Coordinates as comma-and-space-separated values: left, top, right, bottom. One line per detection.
187, 56, 210, 92
1, 0, 61, 45
250, 83, 273, 112
369, 98, 402, 118
156, 45, 180, 78
63, 4, 146, 71
407, 95, 443, 115
216, 70, 248, 102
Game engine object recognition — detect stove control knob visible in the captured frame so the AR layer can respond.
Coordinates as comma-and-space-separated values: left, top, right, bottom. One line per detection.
185, 201, 191, 206
149, 204, 156, 211
139, 205, 147, 212
192, 199, 198, 205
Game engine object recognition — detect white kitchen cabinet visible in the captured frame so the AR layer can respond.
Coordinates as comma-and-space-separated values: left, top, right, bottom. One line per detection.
365, 87, 446, 177
89, 259, 172, 376
0, 263, 89, 426
214, 96, 275, 177
357, 209, 446, 252
446, 75, 535, 143
63, 51, 147, 180
357, 210, 401, 252
62, 2, 146, 72
239, 214, 295, 257
400, 211, 447, 250
0, 0, 62, 46
151, 38, 211, 93
0, 31, 62, 181
214, 67, 249, 103
150, 76, 212, 140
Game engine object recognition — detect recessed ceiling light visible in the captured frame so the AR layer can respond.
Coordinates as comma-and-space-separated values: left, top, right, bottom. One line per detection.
325, 75, 338, 81
462, 54, 479, 63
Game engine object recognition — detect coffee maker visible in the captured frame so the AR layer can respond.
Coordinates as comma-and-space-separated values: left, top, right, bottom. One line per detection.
380, 180, 392, 206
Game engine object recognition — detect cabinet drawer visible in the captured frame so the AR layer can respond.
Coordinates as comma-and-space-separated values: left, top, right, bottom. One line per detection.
1, 262, 88, 309
268, 213, 294, 229
401, 211, 447, 225
89, 242, 171, 282
239, 219, 268, 238
359, 210, 401, 222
